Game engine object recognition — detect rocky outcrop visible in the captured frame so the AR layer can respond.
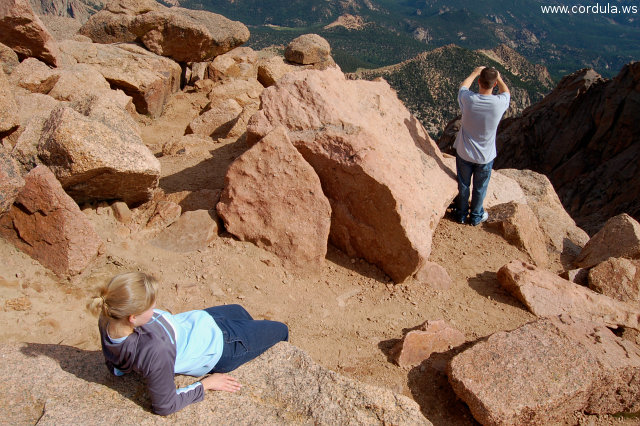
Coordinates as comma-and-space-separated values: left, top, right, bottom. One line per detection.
448, 315, 640, 426
391, 320, 465, 368
0, 341, 430, 425
37, 105, 160, 205
207, 46, 257, 81
217, 126, 332, 274
497, 260, 640, 330
0, 69, 19, 137
9, 57, 59, 93
79, 0, 249, 63
0, 0, 60, 66
0, 165, 103, 276
495, 62, 640, 234
588, 257, 640, 307
486, 202, 549, 267
574, 213, 640, 268
57, 40, 181, 117
247, 68, 457, 282
0, 147, 24, 215
285, 34, 332, 65
498, 168, 589, 258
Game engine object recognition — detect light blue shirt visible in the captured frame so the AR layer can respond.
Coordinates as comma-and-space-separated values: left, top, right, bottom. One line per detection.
453, 86, 510, 164
155, 309, 224, 377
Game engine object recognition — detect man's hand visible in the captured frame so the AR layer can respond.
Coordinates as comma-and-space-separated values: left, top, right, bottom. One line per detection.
201, 373, 242, 392
461, 66, 486, 89
495, 70, 510, 94
473, 66, 486, 75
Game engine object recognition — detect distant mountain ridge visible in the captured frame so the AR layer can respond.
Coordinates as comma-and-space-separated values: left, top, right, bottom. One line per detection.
350, 44, 554, 137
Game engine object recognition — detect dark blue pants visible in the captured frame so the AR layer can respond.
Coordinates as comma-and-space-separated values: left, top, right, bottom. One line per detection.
456, 155, 493, 225
205, 304, 289, 373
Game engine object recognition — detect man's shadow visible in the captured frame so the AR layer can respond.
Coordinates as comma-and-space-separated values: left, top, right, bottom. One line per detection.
19, 343, 152, 412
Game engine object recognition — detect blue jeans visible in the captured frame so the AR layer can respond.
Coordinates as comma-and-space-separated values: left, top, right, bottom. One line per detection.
456, 155, 493, 225
205, 304, 288, 373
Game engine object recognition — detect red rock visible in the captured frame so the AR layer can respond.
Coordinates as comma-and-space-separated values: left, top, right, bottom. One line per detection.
150, 209, 218, 252
285, 34, 331, 65
483, 170, 527, 209
47, 64, 113, 102
391, 320, 465, 368
146, 200, 180, 229
487, 202, 549, 267
57, 40, 181, 117
0, 0, 60, 66
559, 267, 589, 286
0, 165, 103, 276
257, 55, 296, 87
413, 261, 453, 291
110, 201, 132, 224
575, 213, 640, 269
448, 315, 640, 425
497, 260, 640, 330
185, 98, 243, 139
247, 68, 457, 282
38, 105, 160, 205
0, 69, 19, 137
9, 57, 59, 94
0, 147, 24, 215
207, 47, 257, 81
0, 42, 19, 75
589, 257, 640, 307
217, 126, 331, 274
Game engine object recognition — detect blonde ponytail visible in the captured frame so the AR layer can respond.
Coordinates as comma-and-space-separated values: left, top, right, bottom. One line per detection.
87, 272, 158, 320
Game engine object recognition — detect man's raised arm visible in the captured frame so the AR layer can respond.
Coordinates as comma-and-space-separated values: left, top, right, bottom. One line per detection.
496, 71, 510, 94
460, 66, 486, 89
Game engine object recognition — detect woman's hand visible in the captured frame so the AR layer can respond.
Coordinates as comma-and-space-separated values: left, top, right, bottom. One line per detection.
201, 373, 243, 392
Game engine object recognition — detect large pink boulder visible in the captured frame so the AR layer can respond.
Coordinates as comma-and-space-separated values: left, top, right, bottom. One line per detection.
57, 40, 181, 117
247, 68, 457, 282
574, 213, 640, 268
0, 165, 103, 276
38, 106, 160, 205
448, 315, 640, 425
0, 147, 24, 215
217, 126, 331, 274
588, 257, 640, 307
0, 0, 60, 66
497, 260, 640, 330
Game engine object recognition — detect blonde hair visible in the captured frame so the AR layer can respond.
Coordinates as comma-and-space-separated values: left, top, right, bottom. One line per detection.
87, 272, 157, 320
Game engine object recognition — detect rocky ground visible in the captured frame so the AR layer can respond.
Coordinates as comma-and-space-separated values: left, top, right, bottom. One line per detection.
1, 85, 637, 424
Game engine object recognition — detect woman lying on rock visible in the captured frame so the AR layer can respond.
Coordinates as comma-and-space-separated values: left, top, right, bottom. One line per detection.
88, 272, 288, 415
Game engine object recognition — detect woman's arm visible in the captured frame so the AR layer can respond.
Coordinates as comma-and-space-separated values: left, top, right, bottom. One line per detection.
201, 373, 242, 392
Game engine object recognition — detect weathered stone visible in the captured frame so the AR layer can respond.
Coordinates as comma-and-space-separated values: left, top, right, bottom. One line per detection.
448, 315, 640, 425
70, 93, 139, 146
9, 57, 59, 93
207, 78, 263, 107
161, 134, 214, 156
129, 7, 250, 63
111, 201, 132, 224
185, 98, 242, 139
391, 320, 465, 368
257, 55, 296, 87
0, 69, 19, 137
575, 213, 640, 268
78, 10, 138, 44
499, 168, 589, 258
227, 103, 260, 139
11, 92, 63, 168
497, 260, 640, 330
104, 0, 162, 15
413, 261, 453, 291
247, 68, 457, 282
146, 200, 180, 229
207, 47, 257, 81
285, 34, 331, 65
560, 268, 589, 286
0, 165, 102, 276
0, 42, 19, 75
188, 61, 207, 84
0, 146, 24, 215
217, 126, 331, 274
484, 170, 527, 209
0, 0, 60, 66
487, 202, 549, 267
57, 40, 181, 117
0, 341, 430, 425
48, 64, 113, 102
38, 106, 160, 205
589, 257, 640, 307
151, 209, 218, 252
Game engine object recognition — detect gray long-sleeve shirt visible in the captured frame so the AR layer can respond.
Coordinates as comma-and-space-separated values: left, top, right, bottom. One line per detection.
99, 311, 205, 415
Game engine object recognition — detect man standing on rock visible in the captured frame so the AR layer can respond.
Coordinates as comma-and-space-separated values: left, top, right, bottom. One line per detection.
453, 66, 510, 225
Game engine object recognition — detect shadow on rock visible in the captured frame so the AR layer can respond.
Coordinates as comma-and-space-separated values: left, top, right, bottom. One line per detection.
467, 270, 525, 310
407, 345, 478, 426
19, 343, 152, 413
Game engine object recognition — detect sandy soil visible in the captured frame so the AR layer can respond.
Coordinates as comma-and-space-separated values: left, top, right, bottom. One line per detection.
0, 89, 634, 426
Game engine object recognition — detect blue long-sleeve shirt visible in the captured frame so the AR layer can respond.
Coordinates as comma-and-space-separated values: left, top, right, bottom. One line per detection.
99, 309, 224, 415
